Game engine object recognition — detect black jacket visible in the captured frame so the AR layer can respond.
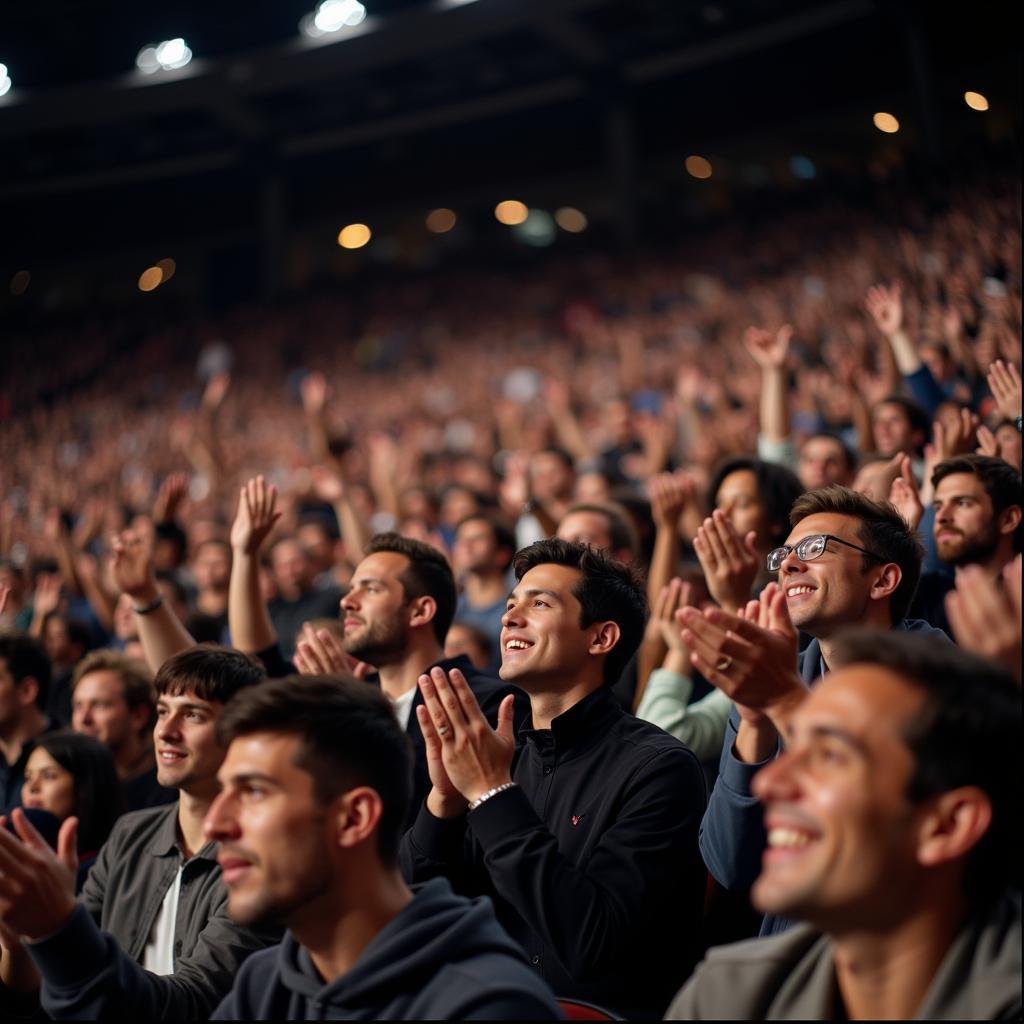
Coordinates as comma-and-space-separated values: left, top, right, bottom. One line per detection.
210, 878, 562, 1020
401, 686, 708, 1019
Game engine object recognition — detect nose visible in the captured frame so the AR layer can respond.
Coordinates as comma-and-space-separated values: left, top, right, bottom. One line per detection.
204, 790, 239, 843
778, 548, 804, 576
751, 748, 801, 803
501, 601, 523, 629
340, 590, 358, 612
155, 712, 181, 743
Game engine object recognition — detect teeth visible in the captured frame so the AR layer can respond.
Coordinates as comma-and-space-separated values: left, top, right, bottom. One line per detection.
505, 640, 531, 650
787, 586, 814, 597
767, 827, 813, 848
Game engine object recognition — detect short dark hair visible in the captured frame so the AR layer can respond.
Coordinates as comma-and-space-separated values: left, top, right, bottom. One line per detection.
932, 455, 1023, 552
0, 633, 51, 709
709, 457, 805, 549
72, 649, 155, 732
364, 533, 457, 645
36, 730, 125, 855
455, 513, 517, 572
154, 644, 266, 704
831, 630, 1021, 905
154, 521, 188, 566
216, 675, 412, 865
874, 395, 931, 454
512, 538, 646, 686
790, 485, 924, 622
802, 432, 857, 474
561, 502, 640, 559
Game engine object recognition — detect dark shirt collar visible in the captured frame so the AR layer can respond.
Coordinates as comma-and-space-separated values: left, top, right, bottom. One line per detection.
147, 800, 218, 862
519, 684, 618, 752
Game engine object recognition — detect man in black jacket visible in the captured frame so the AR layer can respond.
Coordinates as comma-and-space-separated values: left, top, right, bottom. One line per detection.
401, 539, 707, 1018
205, 675, 559, 1020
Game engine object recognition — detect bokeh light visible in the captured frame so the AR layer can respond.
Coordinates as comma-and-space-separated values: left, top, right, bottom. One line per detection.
964, 91, 989, 111
338, 223, 372, 249
426, 208, 457, 233
685, 155, 713, 179
156, 258, 177, 283
873, 111, 900, 134
494, 200, 528, 225
138, 267, 162, 292
555, 207, 588, 233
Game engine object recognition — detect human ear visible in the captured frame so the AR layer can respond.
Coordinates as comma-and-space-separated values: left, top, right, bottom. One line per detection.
997, 504, 1022, 538
408, 595, 437, 630
335, 787, 383, 852
588, 620, 621, 658
916, 786, 993, 869
870, 563, 902, 603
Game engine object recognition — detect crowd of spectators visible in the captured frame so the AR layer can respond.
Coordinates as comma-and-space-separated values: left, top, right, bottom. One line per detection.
0, 165, 1021, 1020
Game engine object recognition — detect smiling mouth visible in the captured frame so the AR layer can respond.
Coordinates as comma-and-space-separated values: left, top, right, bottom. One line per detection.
785, 585, 816, 599
158, 750, 187, 763
504, 639, 533, 652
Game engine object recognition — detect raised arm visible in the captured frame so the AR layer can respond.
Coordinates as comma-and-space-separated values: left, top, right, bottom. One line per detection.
744, 324, 793, 447
228, 476, 282, 653
110, 530, 195, 674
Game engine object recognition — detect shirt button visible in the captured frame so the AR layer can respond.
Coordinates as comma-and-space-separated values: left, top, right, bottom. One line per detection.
543, 765, 553, 775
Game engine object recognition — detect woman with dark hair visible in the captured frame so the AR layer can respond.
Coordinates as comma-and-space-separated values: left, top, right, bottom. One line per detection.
697, 456, 805, 613
21, 731, 125, 889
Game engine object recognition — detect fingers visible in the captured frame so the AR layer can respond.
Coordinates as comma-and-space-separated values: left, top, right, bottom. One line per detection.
415, 704, 444, 756
678, 606, 752, 670
417, 674, 455, 743
419, 667, 470, 740
10, 807, 50, 852
56, 817, 79, 873
442, 667, 487, 726
652, 583, 670, 624
496, 693, 517, 745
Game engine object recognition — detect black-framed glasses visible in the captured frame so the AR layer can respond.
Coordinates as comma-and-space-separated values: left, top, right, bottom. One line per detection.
766, 534, 887, 572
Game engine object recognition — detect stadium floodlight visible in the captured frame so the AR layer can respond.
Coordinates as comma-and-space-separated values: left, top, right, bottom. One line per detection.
155, 38, 192, 71
0, 64, 11, 98
136, 46, 160, 74
313, 0, 366, 33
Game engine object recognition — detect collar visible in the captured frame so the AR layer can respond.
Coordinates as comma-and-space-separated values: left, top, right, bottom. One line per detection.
147, 801, 218, 862
519, 684, 619, 752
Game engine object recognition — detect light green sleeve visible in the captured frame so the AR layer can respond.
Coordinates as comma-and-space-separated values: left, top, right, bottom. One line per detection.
636, 667, 733, 762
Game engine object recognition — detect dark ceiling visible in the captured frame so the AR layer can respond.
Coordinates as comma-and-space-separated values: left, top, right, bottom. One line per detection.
1, 0, 1019, 312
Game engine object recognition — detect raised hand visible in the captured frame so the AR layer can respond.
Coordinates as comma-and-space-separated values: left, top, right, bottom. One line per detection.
865, 282, 904, 338
648, 471, 693, 530
933, 407, 980, 461
31, 572, 63, 620
987, 360, 1022, 421
230, 476, 282, 556
945, 558, 1022, 685
416, 666, 517, 816
294, 622, 370, 679
649, 578, 693, 655
300, 371, 329, 415
888, 454, 924, 532
0, 810, 78, 942
309, 464, 346, 504
154, 473, 190, 523
110, 529, 157, 600
693, 509, 760, 614
975, 424, 1000, 459
202, 371, 231, 410
743, 324, 793, 371
678, 582, 803, 731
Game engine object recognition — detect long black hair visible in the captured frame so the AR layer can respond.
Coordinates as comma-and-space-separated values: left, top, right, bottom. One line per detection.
35, 731, 125, 854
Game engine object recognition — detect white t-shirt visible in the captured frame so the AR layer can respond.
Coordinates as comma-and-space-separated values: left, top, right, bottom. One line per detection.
142, 865, 183, 975
391, 686, 417, 731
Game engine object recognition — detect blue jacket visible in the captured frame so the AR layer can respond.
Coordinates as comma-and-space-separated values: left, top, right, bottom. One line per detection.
699, 619, 950, 935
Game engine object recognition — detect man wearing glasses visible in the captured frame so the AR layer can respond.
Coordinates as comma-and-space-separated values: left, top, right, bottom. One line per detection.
692, 485, 949, 935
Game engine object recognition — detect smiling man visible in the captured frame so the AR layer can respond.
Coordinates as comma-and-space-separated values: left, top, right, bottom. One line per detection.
205, 674, 559, 1020
0, 644, 276, 1020
692, 485, 949, 934
401, 538, 707, 1018
669, 631, 1021, 1020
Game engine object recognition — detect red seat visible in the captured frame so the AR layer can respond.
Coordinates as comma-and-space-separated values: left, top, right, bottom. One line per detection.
557, 998, 622, 1020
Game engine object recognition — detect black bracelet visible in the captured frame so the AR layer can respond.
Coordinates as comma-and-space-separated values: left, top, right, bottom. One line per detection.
132, 594, 164, 615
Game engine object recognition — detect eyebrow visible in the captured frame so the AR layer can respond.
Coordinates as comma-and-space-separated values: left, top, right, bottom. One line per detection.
507, 587, 562, 603
156, 701, 214, 714
222, 771, 280, 789
804, 723, 870, 757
